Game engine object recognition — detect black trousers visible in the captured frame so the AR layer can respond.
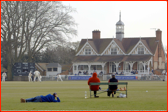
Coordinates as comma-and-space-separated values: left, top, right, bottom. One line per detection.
107, 90, 116, 96
94, 91, 97, 96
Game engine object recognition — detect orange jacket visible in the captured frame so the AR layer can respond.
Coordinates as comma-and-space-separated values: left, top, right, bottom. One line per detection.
88, 72, 100, 91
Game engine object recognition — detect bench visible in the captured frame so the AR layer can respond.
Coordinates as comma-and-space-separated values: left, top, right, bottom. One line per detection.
89, 82, 128, 98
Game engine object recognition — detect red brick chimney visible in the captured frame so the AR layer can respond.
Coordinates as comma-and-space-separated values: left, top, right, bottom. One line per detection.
92, 30, 100, 39
156, 29, 162, 57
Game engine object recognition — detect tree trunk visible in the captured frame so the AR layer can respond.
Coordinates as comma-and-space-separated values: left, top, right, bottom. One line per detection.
7, 51, 12, 81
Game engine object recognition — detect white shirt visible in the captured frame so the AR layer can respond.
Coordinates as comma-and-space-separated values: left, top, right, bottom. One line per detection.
2, 73, 7, 77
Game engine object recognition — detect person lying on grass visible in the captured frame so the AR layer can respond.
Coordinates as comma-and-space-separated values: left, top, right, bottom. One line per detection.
20, 93, 60, 103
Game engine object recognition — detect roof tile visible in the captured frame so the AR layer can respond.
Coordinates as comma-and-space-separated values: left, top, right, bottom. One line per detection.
77, 37, 158, 55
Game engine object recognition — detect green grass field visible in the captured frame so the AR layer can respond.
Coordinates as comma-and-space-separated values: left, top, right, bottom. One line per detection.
1, 81, 167, 111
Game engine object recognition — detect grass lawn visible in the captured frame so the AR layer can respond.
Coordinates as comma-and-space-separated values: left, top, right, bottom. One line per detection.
1, 81, 167, 111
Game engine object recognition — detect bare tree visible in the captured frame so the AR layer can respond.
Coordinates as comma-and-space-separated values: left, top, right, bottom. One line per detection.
1, 1, 77, 80
40, 41, 78, 64
68, 41, 80, 52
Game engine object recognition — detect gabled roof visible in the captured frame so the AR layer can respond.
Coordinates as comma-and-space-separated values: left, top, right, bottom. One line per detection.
121, 38, 140, 54
88, 41, 98, 53
76, 37, 158, 55
46, 63, 61, 68
141, 38, 158, 54
77, 38, 114, 54
123, 37, 158, 54
141, 39, 153, 54
76, 40, 98, 55
113, 38, 126, 53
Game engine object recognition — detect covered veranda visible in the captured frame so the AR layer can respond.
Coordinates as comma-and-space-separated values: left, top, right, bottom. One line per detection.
72, 55, 153, 75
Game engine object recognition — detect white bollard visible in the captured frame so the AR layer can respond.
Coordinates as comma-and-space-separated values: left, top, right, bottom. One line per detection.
85, 91, 87, 99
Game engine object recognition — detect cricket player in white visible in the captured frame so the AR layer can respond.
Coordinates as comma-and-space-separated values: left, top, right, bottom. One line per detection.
57, 74, 63, 81
34, 70, 41, 82
2, 72, 7, 82
39, 75, 42, 82
28, 71, 32, 82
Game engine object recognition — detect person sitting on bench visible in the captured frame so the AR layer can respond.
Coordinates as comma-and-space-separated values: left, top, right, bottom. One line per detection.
88, 72, 100, 98
107, 74, 118, 97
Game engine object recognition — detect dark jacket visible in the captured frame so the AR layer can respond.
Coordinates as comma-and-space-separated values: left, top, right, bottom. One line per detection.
108, 78, 118, 90
41, 94, 60, 102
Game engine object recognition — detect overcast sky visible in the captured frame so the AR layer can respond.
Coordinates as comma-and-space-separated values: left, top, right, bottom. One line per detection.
62, 1, 167, 47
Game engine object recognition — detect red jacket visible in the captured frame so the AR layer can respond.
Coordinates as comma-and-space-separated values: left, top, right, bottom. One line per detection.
88, 72, 100, 91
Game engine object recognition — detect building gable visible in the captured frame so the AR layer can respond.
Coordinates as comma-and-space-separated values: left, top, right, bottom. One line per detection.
129, 39, 153, 55
76, 38, 157, 56
76, 41, 98, 56
102, 39, 125, 55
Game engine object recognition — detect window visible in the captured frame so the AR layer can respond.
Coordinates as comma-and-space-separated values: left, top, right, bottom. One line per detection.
83, 65, 88, 70
138, 63, 144, 70
74, 66, 76, 70
78, 65, 83, 70
85, 49, 91, 55
138, 47, 144, 54
145, 65, 148, 70
125, 63, 130, 70
53, 68, 57, 71
48, 68, 52, 71
111, 48, 117, 54
78, 65, 88, 70
117, 25, 123, 32
97, 65, 102, 70
110, 62, 116, 72
91, 65, 102, 70
91, 65, 96, 70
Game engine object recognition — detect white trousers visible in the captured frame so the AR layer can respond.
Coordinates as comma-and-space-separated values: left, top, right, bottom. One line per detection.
34, 76, 41, 82
28, 76, 32, 82
57, 75, 63, 81
2, 77, 5, 82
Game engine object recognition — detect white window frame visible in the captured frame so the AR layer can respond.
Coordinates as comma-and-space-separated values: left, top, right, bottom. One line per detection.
85, 48, 91, 55
47, 68, 52, 71
111, 48, 117, 55
53, 68, 57, 71
78, 65, 88, 70
138, 47, 144, 54
91, 65, 102, 70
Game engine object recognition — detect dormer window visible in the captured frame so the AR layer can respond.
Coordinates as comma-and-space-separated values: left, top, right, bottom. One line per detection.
111, 48, 117, 54
85, 48, 91, 55
138, 47, 144, 54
